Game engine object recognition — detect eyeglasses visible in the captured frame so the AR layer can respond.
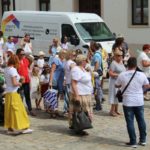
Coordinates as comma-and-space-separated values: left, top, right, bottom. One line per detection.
117, 55, 122, 57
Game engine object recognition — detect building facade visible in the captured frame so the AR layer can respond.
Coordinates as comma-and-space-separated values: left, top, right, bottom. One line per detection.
0, 0, 149, 51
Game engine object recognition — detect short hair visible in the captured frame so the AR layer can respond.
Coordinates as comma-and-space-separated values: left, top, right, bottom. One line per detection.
143, 44, 150, 51
127, 57, 137, 68
65, 50, 76, 60
75, 54, 86, 65
58, 50, 67, 58
16, 48, 24, 55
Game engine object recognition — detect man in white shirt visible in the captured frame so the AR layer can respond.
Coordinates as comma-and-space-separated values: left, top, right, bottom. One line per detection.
115, 57, 149, 148
137, 44, 150, 100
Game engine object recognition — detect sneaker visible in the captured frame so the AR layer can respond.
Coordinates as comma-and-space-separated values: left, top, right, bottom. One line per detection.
125, 142, 137, 148
22, 128, 33, 134
138, 142, 146, 146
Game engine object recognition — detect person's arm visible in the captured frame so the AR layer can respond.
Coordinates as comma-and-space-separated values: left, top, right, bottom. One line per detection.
11, 76, 22, 87
109, 69, 118, 78
49, 63, 56, 87
71, 79, 79, 100
143, 84, 150, 89
142, 60, 150, 67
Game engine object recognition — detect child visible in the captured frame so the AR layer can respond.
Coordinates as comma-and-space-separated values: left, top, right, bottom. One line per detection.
30, 65, 41, 110
40, 65, 50, 111
37, 51, 45, 75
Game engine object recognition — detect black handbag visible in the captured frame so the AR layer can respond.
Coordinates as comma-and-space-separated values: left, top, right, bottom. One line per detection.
116, 90, 123, 102
97, 69, 103, 76
72, 101, 93, 131
116, 70, 136, 103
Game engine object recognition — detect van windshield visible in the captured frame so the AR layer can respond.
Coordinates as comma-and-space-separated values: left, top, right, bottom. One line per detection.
75, 22, 115, 42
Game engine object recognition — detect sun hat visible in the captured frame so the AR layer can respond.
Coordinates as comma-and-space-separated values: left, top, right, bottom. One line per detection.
38, 51, 45, 56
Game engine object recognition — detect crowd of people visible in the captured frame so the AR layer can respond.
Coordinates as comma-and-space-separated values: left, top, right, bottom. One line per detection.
0, 30, 150, 147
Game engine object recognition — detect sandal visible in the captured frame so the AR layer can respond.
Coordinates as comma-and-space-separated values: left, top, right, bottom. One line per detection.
109, 112, 117, 117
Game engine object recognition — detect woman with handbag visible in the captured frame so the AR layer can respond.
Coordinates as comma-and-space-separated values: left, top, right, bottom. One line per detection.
70, 54, 93, 136
108, 50, 126, 116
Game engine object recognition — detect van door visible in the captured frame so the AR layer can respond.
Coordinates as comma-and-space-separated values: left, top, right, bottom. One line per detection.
61, 24, 80, 49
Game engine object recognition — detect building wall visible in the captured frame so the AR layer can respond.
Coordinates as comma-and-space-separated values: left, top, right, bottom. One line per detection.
102, 0, 150, 51
51, 0, 75, 12
15, 0, 38, 10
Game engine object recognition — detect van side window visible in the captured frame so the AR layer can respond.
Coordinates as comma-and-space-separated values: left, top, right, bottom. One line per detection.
61, 24, 78, 41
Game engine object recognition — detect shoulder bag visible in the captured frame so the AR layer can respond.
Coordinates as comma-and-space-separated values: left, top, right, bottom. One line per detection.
116, 70, 136, 102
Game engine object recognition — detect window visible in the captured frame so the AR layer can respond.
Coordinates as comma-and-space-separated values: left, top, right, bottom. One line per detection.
132, 0, 148, 25
1, 0, 10, 15
79, 0, 101, 16
39, 0, 50, 11
62, 24, 78, 40
75, 22, 115, 42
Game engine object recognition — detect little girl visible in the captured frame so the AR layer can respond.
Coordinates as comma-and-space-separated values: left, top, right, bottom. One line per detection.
37, 51, 45, 75
30, 65, 41, 110
40, 65, 50, 111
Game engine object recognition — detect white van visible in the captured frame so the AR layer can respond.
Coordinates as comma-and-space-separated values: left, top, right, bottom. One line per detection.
1, 11, 115, 55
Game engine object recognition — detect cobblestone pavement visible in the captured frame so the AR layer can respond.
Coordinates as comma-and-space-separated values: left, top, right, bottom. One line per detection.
0, 79, 150, 150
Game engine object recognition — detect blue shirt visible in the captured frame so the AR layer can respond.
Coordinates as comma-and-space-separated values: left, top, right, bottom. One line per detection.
51, 57, 65, 88
91, 51, 103, 71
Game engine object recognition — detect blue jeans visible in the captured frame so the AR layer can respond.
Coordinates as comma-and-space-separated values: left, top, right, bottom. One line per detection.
123, 105, 146, 144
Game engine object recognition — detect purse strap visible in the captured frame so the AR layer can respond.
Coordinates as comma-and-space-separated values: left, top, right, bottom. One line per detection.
121, 70, 136, 94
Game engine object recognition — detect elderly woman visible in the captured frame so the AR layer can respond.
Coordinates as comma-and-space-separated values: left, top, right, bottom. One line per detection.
64, 50, 76, 114
48, 38, 62, 67
70, 54, 93, 135
49, 50, 66, 117
108, 50, 126, 116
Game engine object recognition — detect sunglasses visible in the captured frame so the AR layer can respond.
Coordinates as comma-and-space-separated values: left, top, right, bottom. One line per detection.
117, 55, 122, 57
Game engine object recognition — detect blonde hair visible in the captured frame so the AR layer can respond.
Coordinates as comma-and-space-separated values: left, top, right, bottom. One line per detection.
65, 50, 76, 60
75, 54, 87, 65
58, 49, 67, 59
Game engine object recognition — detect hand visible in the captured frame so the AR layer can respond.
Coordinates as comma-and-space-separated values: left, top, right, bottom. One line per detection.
19, 76, 25, 83
75, 95, 80, 101
49, 82, 52, 89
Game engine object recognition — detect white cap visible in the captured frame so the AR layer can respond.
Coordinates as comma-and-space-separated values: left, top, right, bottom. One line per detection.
7, 49, 14, 54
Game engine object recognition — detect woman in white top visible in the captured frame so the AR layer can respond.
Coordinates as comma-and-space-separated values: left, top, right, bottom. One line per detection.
4, 55, 32, 135
70, 54, 93, 135
108, 50, 126, 117
64, 50, 76, 113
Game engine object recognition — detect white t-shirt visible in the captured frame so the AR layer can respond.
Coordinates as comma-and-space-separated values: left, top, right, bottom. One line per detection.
4, 67, 20, 93
65, 59, 76, 84
30, 76, 40, 93
37, 58, 45, 68
115, 70, 149, 106
71, 66, 93, 95
40, 74, 50, 83
137, 51, 150, 77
